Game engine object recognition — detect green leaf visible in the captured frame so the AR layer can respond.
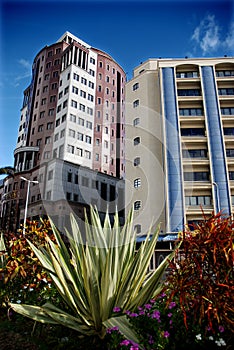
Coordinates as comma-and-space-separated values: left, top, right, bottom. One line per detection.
104, 315, 143, 349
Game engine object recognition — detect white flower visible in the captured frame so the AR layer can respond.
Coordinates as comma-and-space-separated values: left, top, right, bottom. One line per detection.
208, 336, 214, 341
196, 334, 202, 341
215, 338, 226, 347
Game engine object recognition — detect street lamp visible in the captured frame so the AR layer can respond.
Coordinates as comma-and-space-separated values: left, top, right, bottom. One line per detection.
20, 176, 39, 235
212, 181, 220, 214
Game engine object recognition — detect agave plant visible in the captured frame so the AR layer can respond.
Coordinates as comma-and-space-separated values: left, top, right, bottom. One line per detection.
10, 207, 175, 343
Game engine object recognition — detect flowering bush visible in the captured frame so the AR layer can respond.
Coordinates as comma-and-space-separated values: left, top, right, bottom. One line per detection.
106, 294, 232, 349
166, 212, 234, 334
0, 219, 59, 308
106, 212, 234, 350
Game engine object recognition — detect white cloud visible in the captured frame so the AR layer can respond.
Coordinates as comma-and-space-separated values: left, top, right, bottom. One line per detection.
191, 15, 221, 55
224, 22, 234, 50
18, 59, 31, 70
14, 59, 31, 85
191, 15, 234, 56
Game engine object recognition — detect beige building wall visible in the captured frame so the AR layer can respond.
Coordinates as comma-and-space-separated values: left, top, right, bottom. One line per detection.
125, 60, 166, 235
126, 57, 234, 236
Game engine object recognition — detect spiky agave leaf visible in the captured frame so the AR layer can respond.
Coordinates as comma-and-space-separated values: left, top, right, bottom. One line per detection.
10, 206, 175, 342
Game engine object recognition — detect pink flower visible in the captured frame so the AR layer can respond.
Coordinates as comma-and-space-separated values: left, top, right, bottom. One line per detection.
151, 310, 160, 320
169, 301, 176, 309
120, 339, 130, 346
163, 331, 170, 338
219, 325, 225, 333
113, 306, 121, 312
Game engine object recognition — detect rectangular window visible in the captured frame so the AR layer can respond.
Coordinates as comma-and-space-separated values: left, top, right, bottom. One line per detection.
73, 73, 79, 81
69, 129, 76, 138
80, 90, 86, 98
87, 107, 93, 115
85, 135, 92, 144
76, 147, 83, 157
48, 170, 53, 180
77, 132, 83, 141
48, 108, 54, 116
46, 122, 53, 130
72, 86, 78, 94
70, 114, 76, 123
50, 95, 56, 102
44, 151, 50, 159
82, 177, 89, 187
81, 77, 87, 85
184, 172, 209, 181
89, 81, 94, 89
51, 82, 57, 89
67, 172, 72, 182
78, 117, 84, 126
86, 121, 92, 129
67, 144, 75, 154
79, 103, 85, 112
89, 69, 95, 76
85, 150, 91, 159
71, 100, 77, 108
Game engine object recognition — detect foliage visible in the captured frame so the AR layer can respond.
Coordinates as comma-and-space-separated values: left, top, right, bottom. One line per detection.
0, 219, 57, 307
165, 212, 234, 335
10, 207, 175, 343
106, 293, 232, 350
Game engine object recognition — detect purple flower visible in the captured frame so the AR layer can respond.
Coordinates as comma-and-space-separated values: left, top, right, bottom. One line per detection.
144, 303, 152, 310
106, 326, 119, 334
160, 292, 166, 298
150, 298, 155, 304
148, 336, 154, 344
219, 325, 225, 333
163, 331, 170, 338
130, 312, 138, 317
167, 312, 172, 318
130, 347, 139, 350
120, 339, 130, 346
169, 301, 176, 309
139, 310, 145, 315
151, 310, 160, 320
113, 306, 121, 312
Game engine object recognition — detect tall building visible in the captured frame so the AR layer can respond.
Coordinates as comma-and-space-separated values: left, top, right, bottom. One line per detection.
126, 57, 234, 236
1, 32, 126, 232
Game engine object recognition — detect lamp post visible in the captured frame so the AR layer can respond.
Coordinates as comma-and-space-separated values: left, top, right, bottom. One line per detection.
212, 181, 220, 214
20, 176, 39, 235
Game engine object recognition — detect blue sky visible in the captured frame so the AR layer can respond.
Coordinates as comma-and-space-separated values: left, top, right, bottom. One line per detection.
0, 0, 233, 172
